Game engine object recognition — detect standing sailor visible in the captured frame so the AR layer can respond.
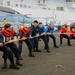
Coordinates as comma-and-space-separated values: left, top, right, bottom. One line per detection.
18, 24, 35, 58
2, 24, 22, 66
29, 20, 41, 52
38, 22, 50, 53
47, 23, 59, 48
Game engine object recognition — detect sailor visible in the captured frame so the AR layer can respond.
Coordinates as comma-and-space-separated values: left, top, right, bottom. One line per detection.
0, 28, 19, 69
1, 24, 23, 66
38, 22, 50, 53
47, 23, 59, 48
18, 24, 35, 58
59, 25, 71, 46
29, 20, 41, 52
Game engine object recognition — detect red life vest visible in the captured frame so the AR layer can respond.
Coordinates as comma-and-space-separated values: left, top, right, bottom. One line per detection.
2, 28, 14, 37
18, 26, 30, 37
59, 28, 68, 35
70, 30, 75, 37
1, 28, 14, 42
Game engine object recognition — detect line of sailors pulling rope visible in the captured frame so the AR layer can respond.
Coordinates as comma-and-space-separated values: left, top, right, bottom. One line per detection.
0, 20, 75, 70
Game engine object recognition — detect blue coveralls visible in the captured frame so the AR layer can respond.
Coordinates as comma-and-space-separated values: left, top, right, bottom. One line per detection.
29, 25, 39, 50
0, 32, 14, 64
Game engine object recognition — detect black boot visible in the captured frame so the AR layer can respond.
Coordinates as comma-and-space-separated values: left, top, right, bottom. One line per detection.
46, 49, 50, 53
45, 48, 50, 53
44, 46, 50, 49
54, 46, 59, 48
29, 53, 35, 57
36, 48, 42, 52
2, 62, 7, 69
68, 44, 71, 46
16, 59, 23, 66
10, 64, 19, 69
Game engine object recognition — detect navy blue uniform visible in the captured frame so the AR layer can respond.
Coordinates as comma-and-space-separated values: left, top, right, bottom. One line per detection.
30, 25, 39, 50
2, 31, 22, 66
0, 32, 14, 65
2, 32, 20, 60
